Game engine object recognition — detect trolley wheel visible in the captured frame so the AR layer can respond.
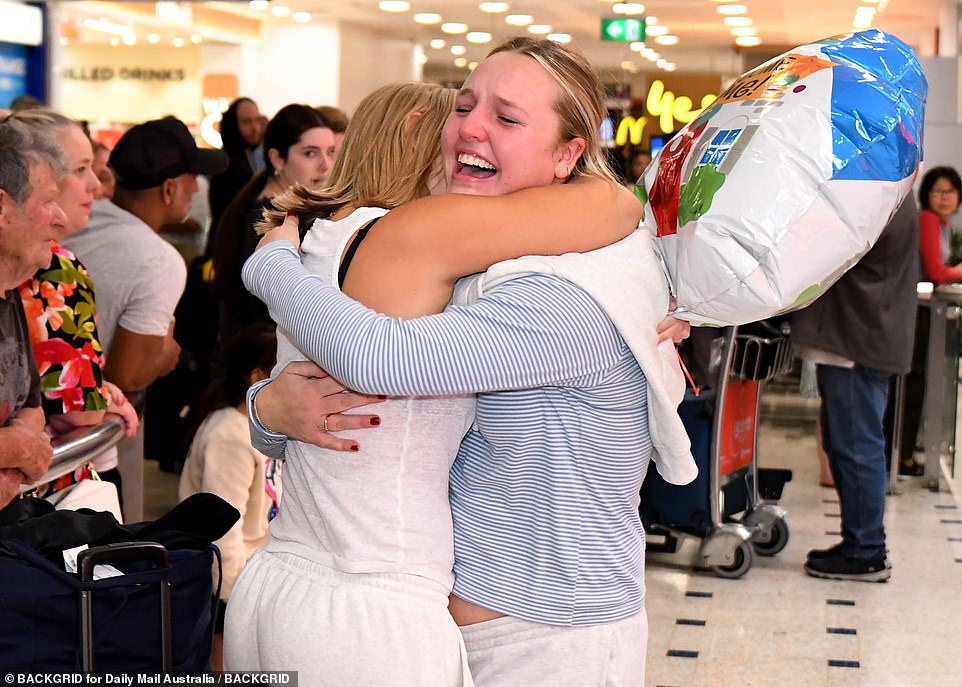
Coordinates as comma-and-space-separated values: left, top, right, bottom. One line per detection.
751, 517, 790, 557
709, 540, 754, 579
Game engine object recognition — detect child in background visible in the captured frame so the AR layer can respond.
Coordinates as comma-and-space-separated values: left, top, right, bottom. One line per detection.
178, 322, 278, 669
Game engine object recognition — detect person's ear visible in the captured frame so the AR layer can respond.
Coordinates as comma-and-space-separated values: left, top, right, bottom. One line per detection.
161, 178, 178, 206
248, 367, 269, 385
554, 137, 586, 180
267, 148, 284, 176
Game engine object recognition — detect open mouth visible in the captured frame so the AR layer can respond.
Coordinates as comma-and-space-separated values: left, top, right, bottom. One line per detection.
456, 152, 497, 179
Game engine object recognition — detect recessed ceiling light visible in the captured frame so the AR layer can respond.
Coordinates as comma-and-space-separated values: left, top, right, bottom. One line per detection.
454, 57, 468, 67
107, 37, 118, 46
451, 44, 466, 55
414, 13, 442, 24
466, 31, 492, 43
723, 16, 753, 26
147, 32, 160, 43
735, 35, 762, 46
190, 33, 202, 43
479, 2, 510, 11
505, 14, 533, 26
613, 3, 645, 14
378, 1, 410, 11
292, 11, 311, 23
645, 16, 658, 24
122, 33, 136, 45
527, 24, 552, 34
468, 61, 478, 70
655, 35, 679, 45
172, 37, 184, 47
248, 0, 268, 9
717, 4, 748, 15
656, 58, 666, 67
629, 41, 645, 51
441, 22, 468, 34
663, 63, 677, 71
547, 33, 572, 43
620, 60, 638, 72
730, 27, 757, 36
429, 38, 446, 49
271, 5, 291, 17
645, 25, 669, 36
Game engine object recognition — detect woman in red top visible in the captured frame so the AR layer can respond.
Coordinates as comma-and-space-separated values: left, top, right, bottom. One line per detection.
918, 166, 962, 285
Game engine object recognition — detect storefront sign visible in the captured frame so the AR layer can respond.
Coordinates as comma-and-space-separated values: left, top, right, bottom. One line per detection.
62, 66, 187, 82
614, 80, 719, 144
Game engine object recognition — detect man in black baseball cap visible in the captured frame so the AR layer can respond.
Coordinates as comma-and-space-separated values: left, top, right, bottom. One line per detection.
110, 116, 228, 192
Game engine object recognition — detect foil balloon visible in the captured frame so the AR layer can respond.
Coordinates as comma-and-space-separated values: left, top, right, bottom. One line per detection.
636, 29, 927, 326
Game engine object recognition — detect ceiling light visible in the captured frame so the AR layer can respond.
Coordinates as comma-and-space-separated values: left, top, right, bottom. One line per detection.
147, 32, 160, 43
645, 25, 668, 36
613, 3, 645, 14
82, 18, 131, 36
855, 6, 876, 17
547, 33, 572, 43
172, 37, 184, 47
414, 12, 442, 24
527, 24, 552, 34
656, 58, 666, 67
730, 27, 757, 36
107, 37, 118, 46
717, 4, 748, 14
620, 60, 638, 72
852, 15, 873, 28
663, 63, 676, 71
271, 5, 291, 17
655, 34, 679, 45
629, 41, 645, 51
479, 2, 510, 11
451, 44, 466, 55
378, 1, 410, 11
454, 57, 468, 67
505, 14, 533, 26
248, 0, 268, 9
735, 36, 762, 46
723, 16, 753, 26
429, 38, 446, 49
190, 33, 202, 43
468, 61, 478, 70
441, 22, 468, 33
645, 16, 658, 24
122, 33, 136, 45
466, 31, 492, 43
292, 11, 311, 23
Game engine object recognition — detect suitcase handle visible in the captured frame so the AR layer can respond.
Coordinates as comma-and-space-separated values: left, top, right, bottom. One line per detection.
78, 542, 173, 674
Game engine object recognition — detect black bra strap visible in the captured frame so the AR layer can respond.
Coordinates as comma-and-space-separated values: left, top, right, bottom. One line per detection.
337, 215, 382, 288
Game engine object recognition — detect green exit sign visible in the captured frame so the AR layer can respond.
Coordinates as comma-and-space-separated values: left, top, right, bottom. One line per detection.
600, 18, 646, 42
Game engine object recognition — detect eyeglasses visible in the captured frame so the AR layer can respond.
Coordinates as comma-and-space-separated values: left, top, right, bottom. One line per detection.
930, 188, 959, 196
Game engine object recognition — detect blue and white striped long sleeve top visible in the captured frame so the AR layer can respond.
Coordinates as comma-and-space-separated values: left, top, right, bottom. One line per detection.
244, 240, 653, 626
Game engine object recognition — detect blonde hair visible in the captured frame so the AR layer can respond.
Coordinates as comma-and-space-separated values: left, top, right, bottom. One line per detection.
488, 37, 618, 184
260, 82, 455, 233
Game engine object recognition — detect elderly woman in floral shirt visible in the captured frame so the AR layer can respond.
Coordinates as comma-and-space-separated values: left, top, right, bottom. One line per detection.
14, 110, 138, 474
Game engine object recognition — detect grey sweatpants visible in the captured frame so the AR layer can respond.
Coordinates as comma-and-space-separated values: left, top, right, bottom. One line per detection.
459, 609, 648, 686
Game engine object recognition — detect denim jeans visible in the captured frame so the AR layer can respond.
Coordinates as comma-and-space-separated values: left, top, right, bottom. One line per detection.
816, 363, 892, 558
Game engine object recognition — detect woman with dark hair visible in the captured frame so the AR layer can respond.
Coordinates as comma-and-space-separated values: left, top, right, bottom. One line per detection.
178, 322, 278, 670
918, 165, 962, 285
210, 104, 334, 367
208, 97, 264, 232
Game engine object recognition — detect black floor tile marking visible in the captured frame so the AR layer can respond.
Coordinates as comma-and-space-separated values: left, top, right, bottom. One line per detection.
685, 591, 713, 598
827, 627, 857, 635
828, 659, 861, 668
936, 504, 958, 510
822, 498, 839, 504
824, 512, 841, 517
955, 558, 962, 564
827, 599, 856, 606
940, 519, 962, 524
676, 618, 707, 626
825, 530, 842, 536
949, 537, 962, 542
667, 649, 699, 659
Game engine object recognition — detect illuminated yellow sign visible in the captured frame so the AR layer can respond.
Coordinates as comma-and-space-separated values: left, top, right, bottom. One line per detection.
614, 81, 718, 144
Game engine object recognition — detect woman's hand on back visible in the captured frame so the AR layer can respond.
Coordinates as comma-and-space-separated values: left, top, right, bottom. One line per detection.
257, 211, 301, 252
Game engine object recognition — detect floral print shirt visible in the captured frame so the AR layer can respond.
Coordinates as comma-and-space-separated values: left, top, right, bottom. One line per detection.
18, 241, 109, 416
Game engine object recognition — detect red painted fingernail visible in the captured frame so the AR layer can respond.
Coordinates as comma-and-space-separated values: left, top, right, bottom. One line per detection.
350, 444, 359, 451
370, 417, 380, 426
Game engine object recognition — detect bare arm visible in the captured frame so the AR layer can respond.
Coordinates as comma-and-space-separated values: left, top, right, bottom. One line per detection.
0, 406, 52, 483
104, 323, 181, 393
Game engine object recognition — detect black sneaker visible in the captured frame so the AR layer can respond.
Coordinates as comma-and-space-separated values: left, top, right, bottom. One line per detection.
806, 542, 844, 561
804, 549, 891, 582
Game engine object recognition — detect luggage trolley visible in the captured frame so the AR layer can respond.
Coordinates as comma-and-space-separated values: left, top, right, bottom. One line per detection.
641, 324, 794, 578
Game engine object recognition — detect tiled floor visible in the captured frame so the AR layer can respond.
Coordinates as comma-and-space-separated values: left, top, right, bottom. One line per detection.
142, 394, 962, 686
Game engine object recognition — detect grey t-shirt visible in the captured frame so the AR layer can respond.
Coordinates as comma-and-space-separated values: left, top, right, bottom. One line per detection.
0, 289, 40, 426
63, 199, 187, 354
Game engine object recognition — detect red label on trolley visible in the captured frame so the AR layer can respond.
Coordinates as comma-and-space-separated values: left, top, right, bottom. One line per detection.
719, 379, 760, 476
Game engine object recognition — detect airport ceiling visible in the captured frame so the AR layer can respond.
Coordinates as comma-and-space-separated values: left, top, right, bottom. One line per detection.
61, 0, 952, 76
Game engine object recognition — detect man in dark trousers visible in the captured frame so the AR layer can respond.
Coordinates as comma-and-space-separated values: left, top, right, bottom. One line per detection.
792, 196, 919, 582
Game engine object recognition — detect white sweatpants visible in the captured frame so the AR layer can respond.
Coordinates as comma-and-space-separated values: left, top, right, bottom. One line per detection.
223, 549, 474, 686
459, 609, 648, 687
